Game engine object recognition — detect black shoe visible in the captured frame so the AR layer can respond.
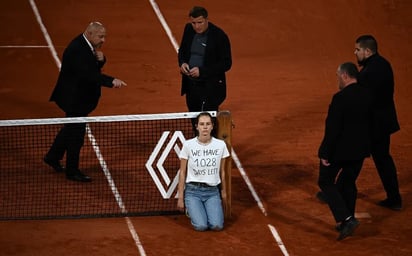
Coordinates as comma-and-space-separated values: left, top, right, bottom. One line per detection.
335, 223, 343, 232
378, 198, 402, 211
66, 170, 92, 182
316, 191, 328, 203
337, 217, 359, 241
44, 156, 65, 172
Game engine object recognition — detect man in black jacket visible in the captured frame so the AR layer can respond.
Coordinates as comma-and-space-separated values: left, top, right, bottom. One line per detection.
355, 35, 402, 210
44, 22, 126, 182
178, 6, 232, 114
318, 62, 371, 240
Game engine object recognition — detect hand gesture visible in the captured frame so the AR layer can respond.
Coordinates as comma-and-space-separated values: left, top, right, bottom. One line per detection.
112, 78, 127, 88
320, 158, 330, 166
180, 63, 190, 76
95, 50, 105, 62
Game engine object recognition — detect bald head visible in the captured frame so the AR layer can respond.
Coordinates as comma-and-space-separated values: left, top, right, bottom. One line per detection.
85, 22, 104, 33
84, 22, 106, 49
336, 62, 358, 90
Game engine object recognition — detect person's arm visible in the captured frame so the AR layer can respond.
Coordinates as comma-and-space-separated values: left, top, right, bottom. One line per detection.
220, 157, 227, 207
94, 50, 105, 64
177, 158, 188, 210
318, 93, 343, 161
177, 24, 195, 78
177, 24, 193, 67
64, 44, 114, 87
65, 39, 124, 89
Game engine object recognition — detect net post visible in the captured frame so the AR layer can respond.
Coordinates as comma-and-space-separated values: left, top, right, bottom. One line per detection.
216, 110, 232, 219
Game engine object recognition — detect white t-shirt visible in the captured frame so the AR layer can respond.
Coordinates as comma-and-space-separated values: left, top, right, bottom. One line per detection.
179, 137, 230, 186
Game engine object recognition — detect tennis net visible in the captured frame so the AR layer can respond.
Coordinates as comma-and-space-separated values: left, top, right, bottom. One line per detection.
0, 111, 221, 220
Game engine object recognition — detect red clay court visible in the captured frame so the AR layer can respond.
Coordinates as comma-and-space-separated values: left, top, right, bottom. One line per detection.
1, 0, 412, 255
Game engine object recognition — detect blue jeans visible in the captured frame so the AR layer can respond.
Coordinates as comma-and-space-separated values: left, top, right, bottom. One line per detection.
184, 183, 224, 231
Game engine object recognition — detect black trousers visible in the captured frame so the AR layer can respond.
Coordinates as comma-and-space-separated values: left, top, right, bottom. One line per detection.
46, 112, 87, 174
185, 81, 221, 136
371, 133, 401, 202
185, 81, 220, 113
318, 159, 364, 223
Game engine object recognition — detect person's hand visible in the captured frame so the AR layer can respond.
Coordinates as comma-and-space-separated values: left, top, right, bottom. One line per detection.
221, 189, 227, 214
95, 50, 105, 62
180, 63, 190, 76
221, 189, 227, 202
188, 67, 200, 78
177, 198, 184, 211
320, 158, 330, 166
112, 78, 127, 88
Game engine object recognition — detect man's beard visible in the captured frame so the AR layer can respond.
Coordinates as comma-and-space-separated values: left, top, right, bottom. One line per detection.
357, 59, 366, 67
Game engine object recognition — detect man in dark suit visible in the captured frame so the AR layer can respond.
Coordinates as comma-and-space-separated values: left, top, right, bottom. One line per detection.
318, 62, 371, 240
178, 6, 232, 114
354, 35, 402, 210
44, 22, 126, 182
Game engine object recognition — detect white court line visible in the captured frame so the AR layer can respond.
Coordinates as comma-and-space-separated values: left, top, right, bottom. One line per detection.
28, 0, 61, 68
231, 149, 267, 216
86, 126, 128, 215
148, 0, 179, 52
268, 224, 290, 256
86, 126, 147, 256
28, 1, 146, 255
149, 1, 289, 255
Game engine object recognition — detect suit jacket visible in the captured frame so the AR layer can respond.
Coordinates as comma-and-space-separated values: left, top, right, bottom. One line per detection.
178, 22, 232, 105
50, 34, 114, 115
318, 83, 371, 162
357, 53, 400, 137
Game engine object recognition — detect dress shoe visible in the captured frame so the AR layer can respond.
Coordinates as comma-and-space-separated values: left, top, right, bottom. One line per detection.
335, 223, 343, 232
337, 217, 359, 241
44, 156, 65, 172
378, 198, 402, 211
66, 170, 92, 182
316, 191, 328, 203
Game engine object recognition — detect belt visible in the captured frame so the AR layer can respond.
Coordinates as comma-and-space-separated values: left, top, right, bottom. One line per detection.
188, 182, 215, 187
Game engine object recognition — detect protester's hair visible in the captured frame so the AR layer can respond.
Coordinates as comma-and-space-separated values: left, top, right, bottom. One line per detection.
195, 112, 214, 125
356, 35, 378, 53
339, 62, 359, 78
189, 6, 208, 18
